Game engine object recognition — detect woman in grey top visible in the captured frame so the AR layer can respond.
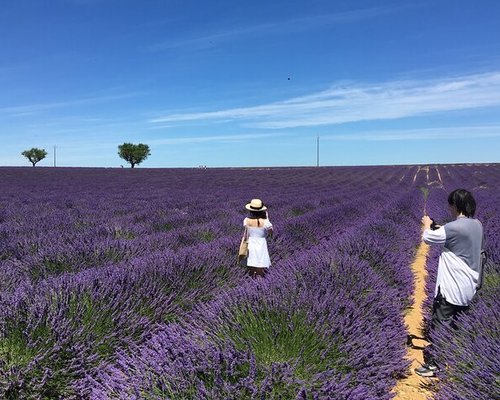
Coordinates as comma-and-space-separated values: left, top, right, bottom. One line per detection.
416, 189, 484, 377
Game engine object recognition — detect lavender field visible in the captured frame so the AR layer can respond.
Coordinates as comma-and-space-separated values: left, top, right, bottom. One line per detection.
0, 165, 498, 399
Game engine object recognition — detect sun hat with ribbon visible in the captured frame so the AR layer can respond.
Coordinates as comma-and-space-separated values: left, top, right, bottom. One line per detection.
245, 198, 267, 211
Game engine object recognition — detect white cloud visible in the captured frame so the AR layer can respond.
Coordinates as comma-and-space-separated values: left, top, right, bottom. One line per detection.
0, 92, 143, 116
147, 132, 287, 145
145, 6, 398, 52
18, 132, 287, 151
322, 125, 500, 141
145, 6, 400, 52
149, 72, 500, 129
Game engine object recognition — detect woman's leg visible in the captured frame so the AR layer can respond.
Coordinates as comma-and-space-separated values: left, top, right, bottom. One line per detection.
419, 291, 469, 376
432, 292, 469, 330
247, 266, 267, 278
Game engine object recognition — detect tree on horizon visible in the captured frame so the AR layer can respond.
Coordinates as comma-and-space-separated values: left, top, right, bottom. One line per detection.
118, 143, 151, 168
22, 148, 47, 167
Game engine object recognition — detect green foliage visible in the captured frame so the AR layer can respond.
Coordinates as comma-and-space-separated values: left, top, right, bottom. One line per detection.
218, 306, 348, 382
103, 247, 127, 262
419, 186, 429, 200
152, 222, 173, 232
112, 227, 136, 240
67, 292, 117, 358
29, 258, 72, 281
21, 148, 47, 167
483, 272, 500, 289
0, 318, 70, 399
197, 230, 215, 242
118, 142, 151, 168
289, 207, 308, 216
0, 326, 38, 370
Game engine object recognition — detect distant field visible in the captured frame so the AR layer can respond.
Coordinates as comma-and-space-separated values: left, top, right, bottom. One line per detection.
0, 165, 498, 399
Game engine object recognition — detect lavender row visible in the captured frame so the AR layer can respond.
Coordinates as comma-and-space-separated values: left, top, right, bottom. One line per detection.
0, 203, 417, 396
84, 188, 423, 398
1, 166, 423, 398
0, 243, 246, 398
0, 180, 409, 294
86, 256, 407, 399
0, 167, 415, 290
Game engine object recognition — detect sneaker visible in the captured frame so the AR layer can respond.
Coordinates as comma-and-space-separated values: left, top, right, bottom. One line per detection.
415, 363, 438, 377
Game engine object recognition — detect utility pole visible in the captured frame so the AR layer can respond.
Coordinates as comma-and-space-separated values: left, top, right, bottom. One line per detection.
316, 135, 320, 167
53, 145, 57, 167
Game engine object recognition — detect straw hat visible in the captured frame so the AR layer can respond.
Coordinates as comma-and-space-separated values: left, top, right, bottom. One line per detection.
245, 198, 267, 211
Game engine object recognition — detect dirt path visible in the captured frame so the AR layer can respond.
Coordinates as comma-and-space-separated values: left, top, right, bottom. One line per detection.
434, 166, 443, 187
412, 166, 430, 185
392, 235, 434, 400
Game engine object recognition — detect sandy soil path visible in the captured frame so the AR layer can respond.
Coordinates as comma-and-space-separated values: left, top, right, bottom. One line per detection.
392, 236, 434, 400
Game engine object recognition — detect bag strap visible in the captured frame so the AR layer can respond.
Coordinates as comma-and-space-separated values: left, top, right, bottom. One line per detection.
478, 250, 487, 290
477, 219, 486, 290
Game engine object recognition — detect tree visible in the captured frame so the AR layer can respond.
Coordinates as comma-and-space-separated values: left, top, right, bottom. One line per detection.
118, 143, 151, 168
22, 148, 47, 167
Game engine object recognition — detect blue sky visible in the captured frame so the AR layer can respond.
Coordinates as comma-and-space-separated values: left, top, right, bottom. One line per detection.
1, 0, 500, 168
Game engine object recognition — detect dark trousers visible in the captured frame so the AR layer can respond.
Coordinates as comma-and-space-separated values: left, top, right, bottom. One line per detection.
431, 290, 469, 330
247, 267, 267, 278
425, 288, 469, 365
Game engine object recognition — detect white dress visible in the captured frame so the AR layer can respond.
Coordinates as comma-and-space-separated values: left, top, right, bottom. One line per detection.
243, 218, 273, 268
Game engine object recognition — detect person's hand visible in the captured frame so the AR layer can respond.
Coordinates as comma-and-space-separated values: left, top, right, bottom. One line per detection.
421, 215, 433, 230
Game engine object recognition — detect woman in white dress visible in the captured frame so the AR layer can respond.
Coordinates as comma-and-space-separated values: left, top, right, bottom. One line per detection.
243, 199, 273, 278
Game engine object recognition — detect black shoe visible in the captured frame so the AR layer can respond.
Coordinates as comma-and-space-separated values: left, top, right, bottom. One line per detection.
415, 363, 438, 377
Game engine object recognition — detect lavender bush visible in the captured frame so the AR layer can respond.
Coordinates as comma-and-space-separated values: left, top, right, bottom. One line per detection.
76, 171, 422, 399
0, 164, 497, 399
84, 253, 410, 399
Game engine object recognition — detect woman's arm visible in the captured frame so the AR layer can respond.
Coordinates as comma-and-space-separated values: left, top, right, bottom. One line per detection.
422, 226, 446, 245
421, 215, 446, 244
264, 219, 273, 236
